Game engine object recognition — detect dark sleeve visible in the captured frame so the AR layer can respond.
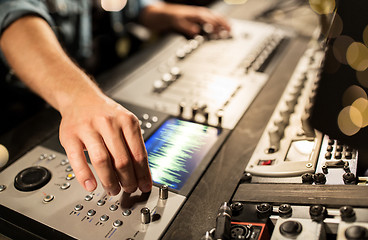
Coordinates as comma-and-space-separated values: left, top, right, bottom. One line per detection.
0, 0, 55, 66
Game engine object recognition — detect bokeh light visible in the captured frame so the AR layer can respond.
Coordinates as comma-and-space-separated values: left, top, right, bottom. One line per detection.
346, 42, 368, 71
333, 35, 354, 64
338, 106, 361, 136
309, 0, 335, 15
342, 85, 367, 107
351, 98, 368, 127
357, 69, 368, 88
363, 25, 368, 47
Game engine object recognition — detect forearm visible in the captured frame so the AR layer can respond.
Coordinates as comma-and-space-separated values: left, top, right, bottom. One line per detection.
0, 15, 152, 195
0, 16, 103, 115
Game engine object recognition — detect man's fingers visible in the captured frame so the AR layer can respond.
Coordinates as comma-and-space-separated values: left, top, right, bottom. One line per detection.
60, 136, 97, 192
96, 115, 139, 193
80, 129, 121, 196
119, 113, 153, 193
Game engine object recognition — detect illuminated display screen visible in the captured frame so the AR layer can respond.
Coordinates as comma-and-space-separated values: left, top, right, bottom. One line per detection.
145, 118, 221, 190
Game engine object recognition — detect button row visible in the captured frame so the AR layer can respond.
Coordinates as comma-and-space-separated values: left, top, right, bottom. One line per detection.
138, 113, 159, 136
324, 138, 354, 160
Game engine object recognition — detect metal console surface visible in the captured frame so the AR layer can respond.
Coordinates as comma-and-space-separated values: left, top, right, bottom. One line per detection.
111, 19, 292, 130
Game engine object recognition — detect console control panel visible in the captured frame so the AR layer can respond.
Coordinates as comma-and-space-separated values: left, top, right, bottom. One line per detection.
245, 40, 326, 179
0, 145, 185, 240
112, 19, 292, 129
204, 202, 368, 240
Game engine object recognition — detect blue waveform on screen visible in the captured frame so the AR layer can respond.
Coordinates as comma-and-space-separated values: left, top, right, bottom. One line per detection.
145, 118, 219, 190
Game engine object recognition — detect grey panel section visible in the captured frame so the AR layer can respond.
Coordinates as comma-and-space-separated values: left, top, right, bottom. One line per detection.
233, 183, 368, 206
0, 146, 185, 240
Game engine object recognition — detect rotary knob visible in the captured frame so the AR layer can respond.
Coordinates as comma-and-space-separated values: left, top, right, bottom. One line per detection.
14, 166, 52, 191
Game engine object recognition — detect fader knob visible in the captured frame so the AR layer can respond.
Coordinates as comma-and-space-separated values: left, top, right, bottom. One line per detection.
301, 112, 315, 137
284, 95, 298, 112
170, 67, 181, 79
141, 207, 151, 224
216, 109, 224, 127
194, 35, 205, 45
273, 114, 287, 131
192, 103, 199, 119
179, 101, 186, 116
268, 125, 282, 150
159, 185, 169, 200
153, 80, 165, 92
162, 73, 173, 83
278, 103, 292, 125
176, 49, 186, 59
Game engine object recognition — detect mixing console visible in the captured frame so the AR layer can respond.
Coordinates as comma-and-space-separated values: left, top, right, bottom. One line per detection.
111, 19, 292, 129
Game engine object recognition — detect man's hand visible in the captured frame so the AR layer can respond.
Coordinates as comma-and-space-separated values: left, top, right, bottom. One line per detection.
59, 93, 152, 195
140, 2, 231, 37
0, 16, 152, 195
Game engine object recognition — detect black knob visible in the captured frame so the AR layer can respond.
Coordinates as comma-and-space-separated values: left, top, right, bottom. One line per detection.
343, 172, 356, 184
279, 220, 302, 238
309, 205, 327, 222
240, 172, 252, 183
340, 206, 356, 221
322, 165, 328, 174
301, 173, 314, 184
278, 204, 292, 218
230, 202, 244, 216
345, 225, 368, 240
314, 173, 326, 184
256, 203, 273, 218
14, 166, 51, 191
